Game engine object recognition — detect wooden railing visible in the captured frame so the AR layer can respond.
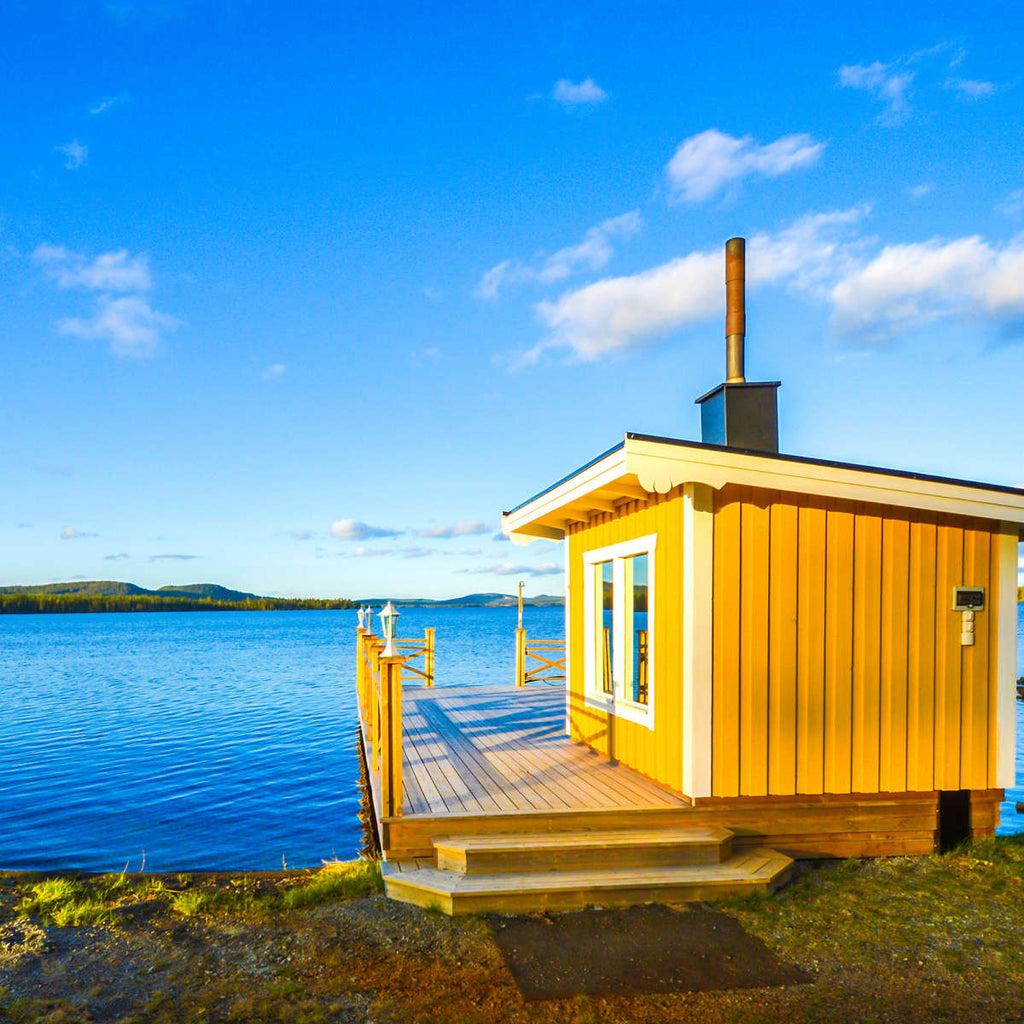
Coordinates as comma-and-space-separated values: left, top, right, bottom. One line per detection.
356, 630, 403, 818
514, 628, 566, 687
392, 627, 435, 687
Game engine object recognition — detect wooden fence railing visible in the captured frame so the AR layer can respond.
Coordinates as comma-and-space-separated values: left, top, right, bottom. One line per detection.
514, 628, 566, 687
392, 628, 435, 686
356, 630, 403, 818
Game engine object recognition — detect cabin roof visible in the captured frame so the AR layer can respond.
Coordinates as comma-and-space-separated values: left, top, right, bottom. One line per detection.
502, 432, 1024, 544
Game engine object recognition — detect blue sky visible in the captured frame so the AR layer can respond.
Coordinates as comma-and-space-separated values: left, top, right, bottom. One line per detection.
2, 0, 1022, 598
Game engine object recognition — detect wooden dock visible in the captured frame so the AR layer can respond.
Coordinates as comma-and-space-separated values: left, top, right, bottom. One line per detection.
397, 683, 686, 818
354, 629, 1001, 914
356, 633, 793, 913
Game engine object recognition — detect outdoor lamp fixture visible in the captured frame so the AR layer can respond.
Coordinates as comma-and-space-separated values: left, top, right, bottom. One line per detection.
380, 600, 399, 657
357, 606, 367, 631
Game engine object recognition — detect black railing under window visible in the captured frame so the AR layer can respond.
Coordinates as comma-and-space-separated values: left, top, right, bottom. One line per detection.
602, 626, 613, 694
635, 629, 649, 705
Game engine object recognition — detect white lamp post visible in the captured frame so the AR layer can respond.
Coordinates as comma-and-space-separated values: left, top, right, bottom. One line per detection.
380, 600, 399, 656
357, 606, 367, 631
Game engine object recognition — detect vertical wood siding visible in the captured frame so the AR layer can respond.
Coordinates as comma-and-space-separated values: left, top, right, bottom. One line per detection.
566, 488, 685, 793
711, 485, 1000, 797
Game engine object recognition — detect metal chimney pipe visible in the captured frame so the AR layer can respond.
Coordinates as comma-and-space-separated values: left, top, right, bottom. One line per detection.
725, 237, 745, 383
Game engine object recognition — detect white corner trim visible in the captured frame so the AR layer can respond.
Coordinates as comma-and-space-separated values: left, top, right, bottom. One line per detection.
996, 526, 1019, 788
564, 537, 571, 737
681, 483, 714, 798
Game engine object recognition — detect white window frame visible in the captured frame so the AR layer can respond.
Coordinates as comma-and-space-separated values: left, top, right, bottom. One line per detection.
582, 533, 656, 730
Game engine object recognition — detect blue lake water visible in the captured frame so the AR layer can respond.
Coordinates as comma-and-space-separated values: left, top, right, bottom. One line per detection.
1, 606, 564, 872
1, 603, 1022, 872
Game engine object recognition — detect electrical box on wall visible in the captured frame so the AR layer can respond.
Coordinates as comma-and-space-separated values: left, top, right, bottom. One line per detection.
952, 587, 985, 612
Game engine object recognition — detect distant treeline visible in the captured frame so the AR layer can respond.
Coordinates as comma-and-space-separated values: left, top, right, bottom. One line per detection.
0, 594, 356, 615
1019, 586, 1023, 603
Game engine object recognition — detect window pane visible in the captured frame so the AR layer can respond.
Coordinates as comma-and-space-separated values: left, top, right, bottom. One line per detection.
628, 553, 648, 704
599, 560, 613, 693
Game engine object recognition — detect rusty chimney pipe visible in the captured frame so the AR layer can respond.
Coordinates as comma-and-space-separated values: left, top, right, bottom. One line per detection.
725, 237, 745, 383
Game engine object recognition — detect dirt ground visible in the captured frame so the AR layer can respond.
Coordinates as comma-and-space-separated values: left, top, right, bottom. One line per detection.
3, 845, 1024, 1024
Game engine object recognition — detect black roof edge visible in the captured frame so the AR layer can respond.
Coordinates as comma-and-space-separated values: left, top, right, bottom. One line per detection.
503, 440, 626, 518
625, 432, 1024, 499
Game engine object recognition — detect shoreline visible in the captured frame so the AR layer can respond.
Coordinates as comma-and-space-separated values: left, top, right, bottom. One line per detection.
3, 838, 1024, 1022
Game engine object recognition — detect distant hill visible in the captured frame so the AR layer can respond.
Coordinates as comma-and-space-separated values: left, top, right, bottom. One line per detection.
0, 582, 563, 607
154, 584, 259, 602
0, 580, 152, 597
0, 581, 259, 600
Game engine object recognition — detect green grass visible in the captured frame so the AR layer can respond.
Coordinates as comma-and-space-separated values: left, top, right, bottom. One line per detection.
12, 859, 384, 928
722, 834, 1024, 986
278, 859, 382, 911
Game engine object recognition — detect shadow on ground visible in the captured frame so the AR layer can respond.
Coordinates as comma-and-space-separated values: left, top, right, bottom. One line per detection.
489, 903, 811, 1001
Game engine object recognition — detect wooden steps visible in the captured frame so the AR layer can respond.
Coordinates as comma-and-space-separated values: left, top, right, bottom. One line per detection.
382, 826, 793, 916
434, 826, 733, 874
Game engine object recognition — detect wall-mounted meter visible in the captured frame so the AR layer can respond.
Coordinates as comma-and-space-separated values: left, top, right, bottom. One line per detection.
952, 587, 985, 612
953, 587, 985, 647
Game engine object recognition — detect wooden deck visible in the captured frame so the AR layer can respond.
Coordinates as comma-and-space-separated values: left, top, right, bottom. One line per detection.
397, 683, 687, 818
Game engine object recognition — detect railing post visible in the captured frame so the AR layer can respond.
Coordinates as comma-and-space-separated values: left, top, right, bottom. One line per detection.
356, 628, 367, 725
424, 627, 435, 687
370, 638, 384, 771
379, 655, 404, 818
515, 627, 526, 686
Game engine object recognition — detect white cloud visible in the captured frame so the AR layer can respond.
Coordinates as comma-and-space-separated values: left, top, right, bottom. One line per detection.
665, 129, 824, 203
55, 140, 88, 169
456, 561, 563, 577
349, 546, 394, 558
90, 94, 127, 115
33, 244, 179, 357
398, 545, 435, 559
553, 78, 607, 107
476, 211, 642, 300
149, 553, 198, 561
907, 183, 935, 201
330, 519, 402, 541
61, 527, 97, 540
262, 363, 286, 380
103, 552, 131, 560
530, 207, 865, 362
33, 244, 152, 292
417, 520, 491, 538
838, 61, 915, 125
290, 529, 312, 541
57, 295, 181, 357
830, 235, 1024, 340
1000, 190, 1024, 219
948, 78, 995, 99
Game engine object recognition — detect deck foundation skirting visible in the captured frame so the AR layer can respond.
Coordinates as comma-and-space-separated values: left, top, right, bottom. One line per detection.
378, 788, 1003, 862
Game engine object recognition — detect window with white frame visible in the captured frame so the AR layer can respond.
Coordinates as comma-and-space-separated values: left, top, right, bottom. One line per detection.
582, 534, 656, 728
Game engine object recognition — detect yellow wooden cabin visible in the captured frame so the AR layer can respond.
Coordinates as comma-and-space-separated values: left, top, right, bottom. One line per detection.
360, 238, 1024, 915
502, 238, 1024, 858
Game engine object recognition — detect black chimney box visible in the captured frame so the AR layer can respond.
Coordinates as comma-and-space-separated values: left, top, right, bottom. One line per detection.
696, 381, 781, 454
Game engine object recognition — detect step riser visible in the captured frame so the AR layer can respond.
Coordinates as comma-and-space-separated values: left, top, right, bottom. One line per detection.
437, 838, 733, 875
383, 873, 789, 918
444, 873, 790, 916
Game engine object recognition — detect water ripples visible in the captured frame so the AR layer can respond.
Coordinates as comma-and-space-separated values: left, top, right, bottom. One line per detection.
1, 605, 563, 871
